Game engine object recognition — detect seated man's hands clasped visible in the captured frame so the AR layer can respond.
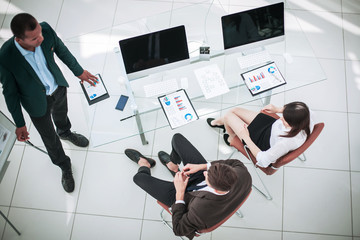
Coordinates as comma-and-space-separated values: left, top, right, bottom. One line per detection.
182, 163, 207, 176
174, 172, 189, 201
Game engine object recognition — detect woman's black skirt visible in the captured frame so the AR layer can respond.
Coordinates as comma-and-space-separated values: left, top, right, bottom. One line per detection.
247, 113, 277, 151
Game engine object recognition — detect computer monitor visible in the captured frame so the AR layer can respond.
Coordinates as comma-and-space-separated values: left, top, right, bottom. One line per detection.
221, 2, 285, 54
119, 25, 190, 80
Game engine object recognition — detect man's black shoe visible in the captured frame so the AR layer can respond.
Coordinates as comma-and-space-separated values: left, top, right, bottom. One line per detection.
158, 151, 179, 177
125, 149, 156, 168
62, 169, 75, 193
60, 132, 89, 147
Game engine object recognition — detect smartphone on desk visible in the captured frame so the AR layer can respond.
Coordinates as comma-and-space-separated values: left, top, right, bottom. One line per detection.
115, 95, 129, 111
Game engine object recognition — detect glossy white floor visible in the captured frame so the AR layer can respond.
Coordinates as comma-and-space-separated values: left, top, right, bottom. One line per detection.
0, 0, 359, 239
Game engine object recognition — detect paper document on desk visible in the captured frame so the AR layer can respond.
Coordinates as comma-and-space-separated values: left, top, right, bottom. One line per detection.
194, 64, 229, 99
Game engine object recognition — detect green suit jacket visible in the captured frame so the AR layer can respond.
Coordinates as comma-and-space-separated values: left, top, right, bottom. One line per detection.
0, 22, 83, 127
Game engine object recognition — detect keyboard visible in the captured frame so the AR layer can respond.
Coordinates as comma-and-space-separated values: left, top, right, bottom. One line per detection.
237, 50, 272, 69
143, 78, 179, 97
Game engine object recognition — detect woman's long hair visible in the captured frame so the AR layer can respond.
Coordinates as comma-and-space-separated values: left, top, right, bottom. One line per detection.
281, 102, 310, 139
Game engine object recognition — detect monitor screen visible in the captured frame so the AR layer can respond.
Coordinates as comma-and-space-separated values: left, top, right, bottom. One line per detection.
221, 2, 284, 53
119, 25, 190, 80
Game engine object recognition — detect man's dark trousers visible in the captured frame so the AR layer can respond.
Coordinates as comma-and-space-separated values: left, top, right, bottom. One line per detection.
30, 86, 71, 171
133, 133, 207, 206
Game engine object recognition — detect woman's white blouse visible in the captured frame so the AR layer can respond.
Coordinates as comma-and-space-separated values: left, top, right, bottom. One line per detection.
255, 112, 315, 168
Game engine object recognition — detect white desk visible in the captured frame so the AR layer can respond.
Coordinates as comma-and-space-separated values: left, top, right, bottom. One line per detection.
67, 2, 326, 147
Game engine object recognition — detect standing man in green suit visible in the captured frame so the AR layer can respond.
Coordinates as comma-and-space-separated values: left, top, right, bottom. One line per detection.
0, 13, 97, 193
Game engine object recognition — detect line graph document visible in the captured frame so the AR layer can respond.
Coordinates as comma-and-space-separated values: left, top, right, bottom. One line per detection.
194, 64, 229, 99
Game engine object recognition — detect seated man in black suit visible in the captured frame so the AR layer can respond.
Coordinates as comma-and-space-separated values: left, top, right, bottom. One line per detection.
125, 133, 252, 239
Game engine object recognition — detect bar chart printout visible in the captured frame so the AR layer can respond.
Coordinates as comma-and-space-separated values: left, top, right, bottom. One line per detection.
158, 89, 199, 129
241, 62, 286, 96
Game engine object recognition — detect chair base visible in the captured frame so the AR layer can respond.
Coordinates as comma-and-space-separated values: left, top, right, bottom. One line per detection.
159, 205, 244, 239
297, 153, 306, 161
160, 208, 185, 240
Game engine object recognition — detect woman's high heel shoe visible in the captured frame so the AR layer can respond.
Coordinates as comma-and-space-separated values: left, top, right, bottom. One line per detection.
206, 118, 225, 132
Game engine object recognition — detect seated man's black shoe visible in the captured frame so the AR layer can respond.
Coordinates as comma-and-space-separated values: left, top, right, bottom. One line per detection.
125, 149, 156, 168
62, 169, 75, 193
206, 118, 225, 132
60, 132, 89, 147
158, 151, 180, 177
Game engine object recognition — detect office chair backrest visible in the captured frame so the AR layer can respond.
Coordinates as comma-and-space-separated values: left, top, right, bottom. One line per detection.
157, 189, 252, 237
196, 189, 251, 234
230, 110, 324, 175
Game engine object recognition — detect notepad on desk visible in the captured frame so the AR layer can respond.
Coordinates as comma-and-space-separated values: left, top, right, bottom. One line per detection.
194, 64, 229, 99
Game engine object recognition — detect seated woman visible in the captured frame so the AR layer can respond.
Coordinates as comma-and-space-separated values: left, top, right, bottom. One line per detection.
207, 102, 314, 168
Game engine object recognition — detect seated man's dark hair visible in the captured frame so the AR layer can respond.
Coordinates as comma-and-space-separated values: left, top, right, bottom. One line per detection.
10, 13, 38, 39
207, 163, 238, 192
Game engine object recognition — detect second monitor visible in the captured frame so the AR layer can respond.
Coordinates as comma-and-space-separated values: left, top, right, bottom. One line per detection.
221, 2, 285, 54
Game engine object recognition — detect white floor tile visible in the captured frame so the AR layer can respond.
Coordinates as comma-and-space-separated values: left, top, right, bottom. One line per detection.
222, 164, 284, 231
0, 206, 9, 238
71, 214, 142, 240
283, 167, 352, 235
0, 0, 62, 39
293, 10, 344, 59
113, 1, 173, 26
143, 193, 170, 221
283, 232, 352, 240
351, 172, 360, 236
0, 145, 24, 206
76, 152, 146, 219
346, 60, 360, 113
287, 0, 342, 12
0, 0, 9, 29
343, 14, 360, 61
285, 59, 347, 112
11, 148, 86, 212
2, 208, 74, 240
141, 219, 209, 240
228, 0, 282, 8
56, 0, 117, 40
342, 0, 360, 14
285, 11, 316, 58
212, 226, 282, 240
287, 111, 350, 171
349, 113, 360, 171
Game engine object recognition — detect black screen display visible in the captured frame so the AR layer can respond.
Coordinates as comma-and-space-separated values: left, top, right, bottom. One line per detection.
119, 25, 189, 74
221, 2, 284, 50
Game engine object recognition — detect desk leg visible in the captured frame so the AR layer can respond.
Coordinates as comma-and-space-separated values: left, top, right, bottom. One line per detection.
134, 110, 148, 145
0, 210, 21, 236
260, 90, 272, 106
0, 161, 10, 184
